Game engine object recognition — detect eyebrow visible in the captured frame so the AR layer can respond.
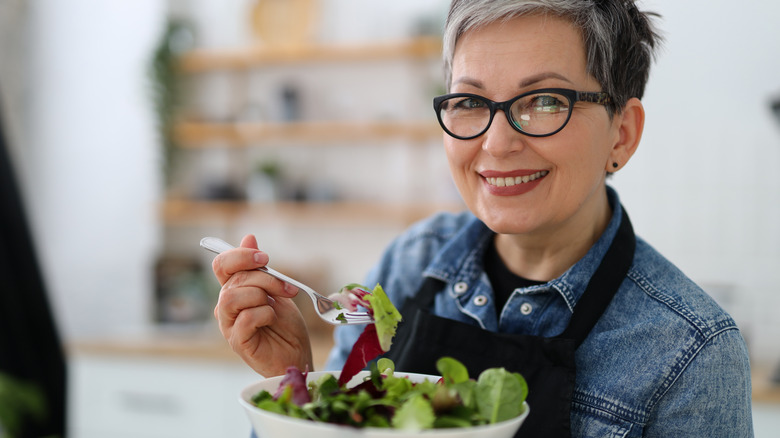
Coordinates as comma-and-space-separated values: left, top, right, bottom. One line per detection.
519, 72, 573, 88
451, 71, 574, 90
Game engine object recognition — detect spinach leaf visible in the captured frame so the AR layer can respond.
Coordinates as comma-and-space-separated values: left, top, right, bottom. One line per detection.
474, 367, 528, 423
391, 393, 435, 430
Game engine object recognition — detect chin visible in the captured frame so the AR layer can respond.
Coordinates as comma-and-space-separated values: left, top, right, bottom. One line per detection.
473, 206, 536, 235
485, 222, 536, 236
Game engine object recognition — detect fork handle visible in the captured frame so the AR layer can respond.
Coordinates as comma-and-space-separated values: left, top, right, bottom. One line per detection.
200, 237, 235, 254
199, 237, 308, 293
256, 265, 306, 292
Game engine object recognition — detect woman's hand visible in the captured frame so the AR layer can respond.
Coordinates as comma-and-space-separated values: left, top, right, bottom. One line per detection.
212, 234, 313, 376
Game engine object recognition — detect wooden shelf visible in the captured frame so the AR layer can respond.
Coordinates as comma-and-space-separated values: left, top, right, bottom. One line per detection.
161, 199, 464, 226
177, 37, 442, 72
174, 120, 442, 146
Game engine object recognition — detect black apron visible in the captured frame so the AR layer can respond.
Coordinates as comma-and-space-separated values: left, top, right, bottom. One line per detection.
383, 209, 635, 437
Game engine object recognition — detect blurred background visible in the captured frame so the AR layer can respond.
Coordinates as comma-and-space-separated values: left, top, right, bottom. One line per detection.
0, 0, 778, 436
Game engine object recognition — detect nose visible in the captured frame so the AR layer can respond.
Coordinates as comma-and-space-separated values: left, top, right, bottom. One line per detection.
481, 110, 526, 158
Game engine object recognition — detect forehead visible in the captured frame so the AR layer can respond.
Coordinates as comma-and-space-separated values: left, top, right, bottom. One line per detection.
451, 14, 589, 89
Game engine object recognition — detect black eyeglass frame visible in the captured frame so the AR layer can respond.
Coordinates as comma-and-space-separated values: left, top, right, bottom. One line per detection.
433, 88, 612, 140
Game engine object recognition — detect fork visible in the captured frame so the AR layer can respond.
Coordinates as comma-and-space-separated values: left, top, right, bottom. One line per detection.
200, 237, 374, 325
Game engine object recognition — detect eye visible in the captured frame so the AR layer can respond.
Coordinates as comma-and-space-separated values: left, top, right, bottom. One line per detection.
530, 94, 567, 113
449, 96, 487, 110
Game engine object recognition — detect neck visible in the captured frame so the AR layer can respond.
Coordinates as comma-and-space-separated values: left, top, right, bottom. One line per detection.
494, 190, 612, 282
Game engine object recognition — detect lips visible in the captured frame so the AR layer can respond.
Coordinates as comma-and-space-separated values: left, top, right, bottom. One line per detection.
480, 170, 548, 196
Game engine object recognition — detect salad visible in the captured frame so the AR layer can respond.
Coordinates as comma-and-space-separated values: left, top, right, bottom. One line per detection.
250, 283, 528, 430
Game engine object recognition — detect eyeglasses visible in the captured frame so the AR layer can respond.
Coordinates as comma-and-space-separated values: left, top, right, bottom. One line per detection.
433, 88, 612, 140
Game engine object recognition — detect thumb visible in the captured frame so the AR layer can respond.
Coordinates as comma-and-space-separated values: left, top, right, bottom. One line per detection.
240, 234, 259, 250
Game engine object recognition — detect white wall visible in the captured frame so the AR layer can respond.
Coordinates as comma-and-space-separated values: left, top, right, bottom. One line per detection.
613, 0, 780, 364
24, 0, 166, 339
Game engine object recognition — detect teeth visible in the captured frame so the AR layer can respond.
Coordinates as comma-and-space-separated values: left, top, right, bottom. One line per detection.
486, 170, 548, 187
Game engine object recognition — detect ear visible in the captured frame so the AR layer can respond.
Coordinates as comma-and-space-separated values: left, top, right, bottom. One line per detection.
606, 97, 644, 172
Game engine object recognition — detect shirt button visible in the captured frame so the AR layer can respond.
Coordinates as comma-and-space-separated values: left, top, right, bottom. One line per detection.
473, 295, 488, 306
453, 282, 469, 295
520, 303, 533, 315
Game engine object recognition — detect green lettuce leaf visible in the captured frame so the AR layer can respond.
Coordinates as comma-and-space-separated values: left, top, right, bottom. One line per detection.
364, 284, 402, 352
474, 367, 528, 424
391, 393, 435, 430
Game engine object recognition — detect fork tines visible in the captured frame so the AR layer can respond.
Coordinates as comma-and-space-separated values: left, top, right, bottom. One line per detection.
344, 312, 374, 323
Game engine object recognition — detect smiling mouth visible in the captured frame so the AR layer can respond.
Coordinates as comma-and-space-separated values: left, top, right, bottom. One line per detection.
484, 170, 549, 187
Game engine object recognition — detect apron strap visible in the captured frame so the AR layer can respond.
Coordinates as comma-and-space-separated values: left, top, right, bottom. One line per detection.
403, 276, 444, 314
407, 207, 636, 349
556, 208, 635, 347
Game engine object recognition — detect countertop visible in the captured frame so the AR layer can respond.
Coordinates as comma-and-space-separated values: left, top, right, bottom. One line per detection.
68, 328, 336, 370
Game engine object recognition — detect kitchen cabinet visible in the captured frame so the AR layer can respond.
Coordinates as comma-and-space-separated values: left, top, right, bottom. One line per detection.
67, 332, 335, 438
68, 338, 257, 438
69, 355, 255, 438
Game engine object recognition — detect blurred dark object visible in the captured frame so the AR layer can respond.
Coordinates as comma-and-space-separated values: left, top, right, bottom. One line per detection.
771, 96, 780, 122
280, 84, 301, 121
771, 364, 780, 385
0, 88, 67, 437
154, 256, 214, 324
198, 180, 245, 200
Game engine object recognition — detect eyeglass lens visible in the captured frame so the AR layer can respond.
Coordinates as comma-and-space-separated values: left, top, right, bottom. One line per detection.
438, 91, 572, 138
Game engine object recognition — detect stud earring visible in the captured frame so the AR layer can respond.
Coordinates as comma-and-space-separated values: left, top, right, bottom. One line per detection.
612, 162, 619, 169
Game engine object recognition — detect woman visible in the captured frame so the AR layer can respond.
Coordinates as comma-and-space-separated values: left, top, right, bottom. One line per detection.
211, 1, 753, 436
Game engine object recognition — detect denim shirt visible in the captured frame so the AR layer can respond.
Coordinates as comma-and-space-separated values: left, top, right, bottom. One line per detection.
325, 187, 753, 437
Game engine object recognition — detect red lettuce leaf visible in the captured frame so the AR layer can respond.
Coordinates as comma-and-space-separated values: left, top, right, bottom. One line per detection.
338, 324, 384, 386
329, 285, 371, 313
273, 366, 311, 406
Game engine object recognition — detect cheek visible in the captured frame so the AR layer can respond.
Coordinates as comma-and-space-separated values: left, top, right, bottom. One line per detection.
443, 139, 484, 201
554, 122, 614, 172
443, 138, 473, 175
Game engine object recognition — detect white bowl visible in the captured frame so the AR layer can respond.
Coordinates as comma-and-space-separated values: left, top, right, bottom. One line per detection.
239, 370, 529, 438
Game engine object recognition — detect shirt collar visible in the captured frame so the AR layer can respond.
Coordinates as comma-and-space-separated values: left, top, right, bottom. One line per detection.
423, 186, 624, 313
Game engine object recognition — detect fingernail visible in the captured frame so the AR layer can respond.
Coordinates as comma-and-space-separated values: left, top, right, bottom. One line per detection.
253, 252, 267, 265
284, 282, 298, 295
267, 296, 276, 307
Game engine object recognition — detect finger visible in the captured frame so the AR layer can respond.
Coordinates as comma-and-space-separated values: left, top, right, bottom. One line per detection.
218, 282, 276, 311
231, 305, 278, 347
211, 235, 265, 284
216, 283, 275, 324
212, 247, 270, 285
222, 270, 296, 300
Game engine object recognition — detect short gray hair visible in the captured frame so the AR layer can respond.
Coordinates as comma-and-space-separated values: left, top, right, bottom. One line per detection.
443, 0, 662, 115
